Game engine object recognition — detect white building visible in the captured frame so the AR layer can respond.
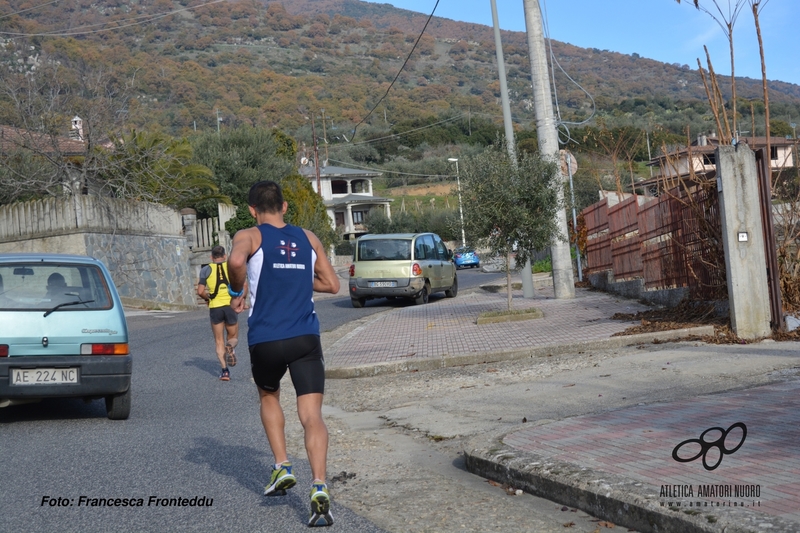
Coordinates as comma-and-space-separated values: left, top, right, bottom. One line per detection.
299, 164, 393, 241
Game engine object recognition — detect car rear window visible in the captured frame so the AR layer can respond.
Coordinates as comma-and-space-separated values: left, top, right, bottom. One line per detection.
0, 262, 113, 311
357, 239, 412, 261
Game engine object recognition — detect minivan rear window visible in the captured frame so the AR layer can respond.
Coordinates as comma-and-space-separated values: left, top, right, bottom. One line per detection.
0, 262, 113, 311
357, 239, 412, 261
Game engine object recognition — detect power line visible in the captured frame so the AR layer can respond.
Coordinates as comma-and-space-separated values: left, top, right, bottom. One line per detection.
0, 0, 60, 21
350, 0, 440, 141
327, 114, 465, 150
327, 159, 453, 179
0, 0, 225, 37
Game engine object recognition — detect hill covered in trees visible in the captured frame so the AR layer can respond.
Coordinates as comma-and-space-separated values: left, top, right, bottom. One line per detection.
2, 0, 799, 143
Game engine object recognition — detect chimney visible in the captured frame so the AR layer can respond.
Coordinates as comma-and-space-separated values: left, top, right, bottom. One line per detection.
70, 116, 84, 142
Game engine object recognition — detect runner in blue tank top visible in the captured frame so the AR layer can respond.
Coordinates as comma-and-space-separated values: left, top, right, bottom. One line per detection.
227, 180, 340, 527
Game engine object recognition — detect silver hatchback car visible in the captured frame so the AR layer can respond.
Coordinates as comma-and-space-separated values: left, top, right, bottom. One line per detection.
348, 233, 458, 307
0, 253, 132, 419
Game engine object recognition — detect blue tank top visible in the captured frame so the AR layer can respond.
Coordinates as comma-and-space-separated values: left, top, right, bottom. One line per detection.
246, 223, 320, 345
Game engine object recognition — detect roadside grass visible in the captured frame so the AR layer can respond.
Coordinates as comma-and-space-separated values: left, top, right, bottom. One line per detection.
477, 307, 543, 325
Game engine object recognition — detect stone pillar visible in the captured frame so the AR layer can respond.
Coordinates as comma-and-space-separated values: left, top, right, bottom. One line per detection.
346, 204, 354, 236
716, 145, 771, 339
181, 208, 197, 251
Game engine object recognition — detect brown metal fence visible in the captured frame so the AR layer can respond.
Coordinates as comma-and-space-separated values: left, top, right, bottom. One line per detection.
608, 195, 642, 281
582, 185, 726, 299
583, 200, 611, 273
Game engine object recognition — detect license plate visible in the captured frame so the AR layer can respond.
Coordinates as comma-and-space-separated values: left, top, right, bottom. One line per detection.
369, 281, 396, 288
10, 368, 79, 385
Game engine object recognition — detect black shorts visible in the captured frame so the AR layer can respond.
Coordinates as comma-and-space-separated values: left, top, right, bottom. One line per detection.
249, 334, 325, 396
209, 306, 238, 325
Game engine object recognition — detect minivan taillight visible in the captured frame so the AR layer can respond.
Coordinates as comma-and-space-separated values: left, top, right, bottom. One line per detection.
349, 264, 355, 277
412, 263, 422, 276
0, 345, 8, 357
81, 343, 129, 355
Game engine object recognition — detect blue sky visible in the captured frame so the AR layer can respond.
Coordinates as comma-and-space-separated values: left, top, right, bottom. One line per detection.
363, 0, 800, 86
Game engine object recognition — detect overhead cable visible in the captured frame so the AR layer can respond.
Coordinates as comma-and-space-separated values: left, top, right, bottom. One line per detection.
350, 0, 440, 141
0, 0, 226, 37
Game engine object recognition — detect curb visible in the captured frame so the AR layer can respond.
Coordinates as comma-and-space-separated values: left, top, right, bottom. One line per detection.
463, 429, 800, 533
325, 326, 715, 379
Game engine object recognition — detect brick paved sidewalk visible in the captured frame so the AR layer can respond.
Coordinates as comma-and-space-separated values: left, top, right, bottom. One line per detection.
503, 379, 800, 525
325, 284, 651, 368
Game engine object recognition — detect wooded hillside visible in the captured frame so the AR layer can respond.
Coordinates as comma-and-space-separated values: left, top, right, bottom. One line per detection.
2, 0, 799, 142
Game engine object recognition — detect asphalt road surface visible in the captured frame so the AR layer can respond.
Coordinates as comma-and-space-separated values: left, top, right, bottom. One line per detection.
0, 308, 384, 533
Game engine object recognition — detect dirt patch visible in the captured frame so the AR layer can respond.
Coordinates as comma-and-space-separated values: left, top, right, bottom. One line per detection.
383, 183, 455, 196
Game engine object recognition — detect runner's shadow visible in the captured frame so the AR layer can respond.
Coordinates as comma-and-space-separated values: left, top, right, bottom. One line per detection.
184, 437, 310, 523
184, 436, 268, 496
183, 356, 220, 377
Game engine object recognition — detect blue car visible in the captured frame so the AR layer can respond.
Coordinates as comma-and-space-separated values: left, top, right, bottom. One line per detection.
453, 247, 480, 269
0, 253, 132, 419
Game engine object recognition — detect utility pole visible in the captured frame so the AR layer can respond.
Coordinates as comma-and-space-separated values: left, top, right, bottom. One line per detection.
321, 109, 329, 164
491, 0, 534, 298
523, 0, 575, 299
448, 158, 466, 246
311, 114, 322, 196
216, 108, 221, 135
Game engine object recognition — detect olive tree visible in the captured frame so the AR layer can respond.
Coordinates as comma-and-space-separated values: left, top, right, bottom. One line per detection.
460, 144, 562, 309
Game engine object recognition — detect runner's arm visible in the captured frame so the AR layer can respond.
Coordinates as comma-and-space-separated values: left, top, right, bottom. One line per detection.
305, 229, 340, 294
196, 266, 210, 302
227, 228, 255, 313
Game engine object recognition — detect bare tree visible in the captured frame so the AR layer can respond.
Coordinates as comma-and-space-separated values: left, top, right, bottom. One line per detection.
676, 0, 747, 138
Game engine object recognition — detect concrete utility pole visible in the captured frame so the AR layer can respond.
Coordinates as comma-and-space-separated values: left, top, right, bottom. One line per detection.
491, 0, 534, 298
523, 0, 575, 299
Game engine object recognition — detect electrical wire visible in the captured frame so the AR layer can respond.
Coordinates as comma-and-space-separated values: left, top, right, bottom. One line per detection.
541, 0, 596, 145
0, 0, 225, 37
327, 159, 453, 179
327, 114, 465, 151
0, 0, 60, 21
350, 0, 440, 141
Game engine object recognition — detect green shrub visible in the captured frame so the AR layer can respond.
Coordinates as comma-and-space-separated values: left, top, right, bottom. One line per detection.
335, 240, 354, 256
532, 256, 552, 273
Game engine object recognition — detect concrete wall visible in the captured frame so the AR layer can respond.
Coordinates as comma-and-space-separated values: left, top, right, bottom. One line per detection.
586, 270, 690, 308
0, 196, 197, 309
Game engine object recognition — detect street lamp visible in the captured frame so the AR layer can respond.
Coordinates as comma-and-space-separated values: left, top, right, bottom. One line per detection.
448, 158, 466, 247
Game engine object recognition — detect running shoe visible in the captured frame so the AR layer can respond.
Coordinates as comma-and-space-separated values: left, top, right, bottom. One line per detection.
264, 462, 296, 496
225, 343, 237, 367
308, 482, 334, 527
219, 368, 230, 381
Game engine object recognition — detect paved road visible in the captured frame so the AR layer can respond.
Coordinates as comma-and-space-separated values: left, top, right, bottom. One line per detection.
0, 310, 384, 533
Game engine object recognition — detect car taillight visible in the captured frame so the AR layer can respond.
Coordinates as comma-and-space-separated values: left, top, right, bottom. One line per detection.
349, 264, 355, 277
80, 343, 129, 355
0, 345, 8, 357
412, 263, 422, 276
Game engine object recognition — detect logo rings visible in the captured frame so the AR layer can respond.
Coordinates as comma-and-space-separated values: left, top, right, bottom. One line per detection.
671, 422, 747, 471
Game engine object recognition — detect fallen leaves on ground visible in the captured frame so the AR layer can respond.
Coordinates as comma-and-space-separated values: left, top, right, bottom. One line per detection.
607, 301, 800, 344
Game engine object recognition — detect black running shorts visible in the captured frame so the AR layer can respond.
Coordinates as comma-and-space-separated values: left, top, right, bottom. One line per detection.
209, 306, 237, 325
249, 334, 325, 396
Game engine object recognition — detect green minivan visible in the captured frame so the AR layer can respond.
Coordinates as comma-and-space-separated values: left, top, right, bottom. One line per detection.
348, 233, 458, 308
0, 253, 132, 419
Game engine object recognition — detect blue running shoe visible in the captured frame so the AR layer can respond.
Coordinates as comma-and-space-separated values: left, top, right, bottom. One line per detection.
264, 462, 296, 496
308, 482, 334, 527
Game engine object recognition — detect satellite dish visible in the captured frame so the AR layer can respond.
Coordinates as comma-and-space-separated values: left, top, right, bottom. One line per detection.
301, 157, 309, 166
